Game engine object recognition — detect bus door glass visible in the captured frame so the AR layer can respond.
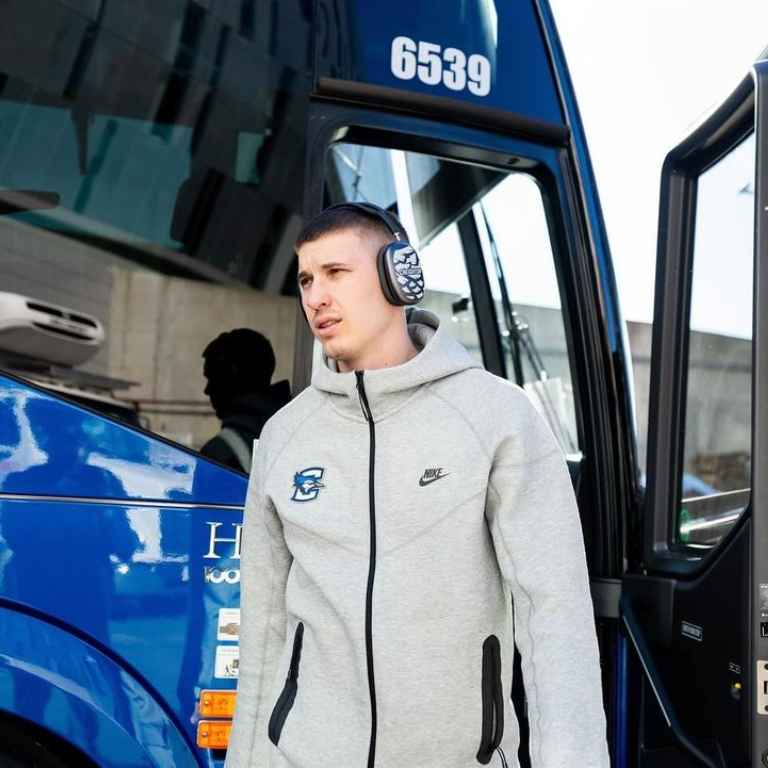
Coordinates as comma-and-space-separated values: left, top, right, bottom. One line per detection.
323, 142, 579, 460
624, 72, 758, 768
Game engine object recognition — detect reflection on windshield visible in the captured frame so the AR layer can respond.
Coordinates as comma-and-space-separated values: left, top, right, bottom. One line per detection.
1, 107, 192, 250
0, 0, 311, 454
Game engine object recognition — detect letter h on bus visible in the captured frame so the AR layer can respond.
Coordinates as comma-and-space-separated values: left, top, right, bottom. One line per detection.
204, 522, 243, 560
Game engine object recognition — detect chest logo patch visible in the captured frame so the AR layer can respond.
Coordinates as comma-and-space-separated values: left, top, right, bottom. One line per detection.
419, 467, 450, 487
292, 467, 326, 502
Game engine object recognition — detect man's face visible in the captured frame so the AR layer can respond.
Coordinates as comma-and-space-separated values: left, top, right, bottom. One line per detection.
297, 227, 398, 369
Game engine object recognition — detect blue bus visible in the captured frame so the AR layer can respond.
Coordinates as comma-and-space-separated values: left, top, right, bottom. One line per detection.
0, 1, 762, 766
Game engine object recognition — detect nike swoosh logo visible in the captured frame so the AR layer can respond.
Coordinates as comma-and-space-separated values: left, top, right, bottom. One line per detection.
419, 472, 450, 487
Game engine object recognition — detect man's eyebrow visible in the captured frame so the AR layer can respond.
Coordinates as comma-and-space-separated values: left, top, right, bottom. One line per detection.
319, 260, 349, 270
296, 261, 349, 283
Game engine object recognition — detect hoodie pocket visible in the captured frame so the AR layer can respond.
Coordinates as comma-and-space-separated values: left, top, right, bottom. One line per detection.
476, 634, 504, 765
268, 622, 304, 747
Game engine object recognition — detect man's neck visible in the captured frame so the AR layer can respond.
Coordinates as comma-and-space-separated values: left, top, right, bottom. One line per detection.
337, 327, 419, 373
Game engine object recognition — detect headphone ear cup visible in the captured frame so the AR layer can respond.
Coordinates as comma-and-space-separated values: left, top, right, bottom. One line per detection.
378, 241, 424, 306
377, 242, 401, 305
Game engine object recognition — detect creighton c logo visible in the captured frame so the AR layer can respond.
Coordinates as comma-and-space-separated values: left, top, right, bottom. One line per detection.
292, 467, 325, 502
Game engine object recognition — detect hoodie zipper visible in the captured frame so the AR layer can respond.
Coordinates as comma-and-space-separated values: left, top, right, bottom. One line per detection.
355, 371, 378, 768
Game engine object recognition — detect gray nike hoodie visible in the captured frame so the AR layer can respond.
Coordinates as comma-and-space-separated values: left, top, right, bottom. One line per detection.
225, 308, 610, 768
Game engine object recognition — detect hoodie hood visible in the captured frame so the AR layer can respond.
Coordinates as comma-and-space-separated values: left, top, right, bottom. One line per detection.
311, 308, 480, 421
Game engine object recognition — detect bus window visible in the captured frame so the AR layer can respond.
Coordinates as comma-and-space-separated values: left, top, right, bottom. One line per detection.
476, 174, 579, 457
418, 222, 484, 366
677, 133, 754, 547
324, 143, 578, 455
0, 0, 312, 455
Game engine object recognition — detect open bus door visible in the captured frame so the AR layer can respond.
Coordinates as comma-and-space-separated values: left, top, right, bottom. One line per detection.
622, 57, 768, 768
297, 81, 630, 766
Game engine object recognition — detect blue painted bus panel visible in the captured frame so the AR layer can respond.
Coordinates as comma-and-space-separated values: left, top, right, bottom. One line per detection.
0, 605, 199, 766
0, 375, 247, 505
0, 496, 242, 764
319, 0, 564, 125
0, 375, 247, 764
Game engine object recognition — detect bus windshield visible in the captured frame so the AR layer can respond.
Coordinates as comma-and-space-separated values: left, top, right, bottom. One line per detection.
0, 0, 312, 454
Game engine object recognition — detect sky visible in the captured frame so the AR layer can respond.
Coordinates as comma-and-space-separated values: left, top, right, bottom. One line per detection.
549, 0, 768, 325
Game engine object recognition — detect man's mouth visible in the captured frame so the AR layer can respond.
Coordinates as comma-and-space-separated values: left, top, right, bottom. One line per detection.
314, 318, 341, 334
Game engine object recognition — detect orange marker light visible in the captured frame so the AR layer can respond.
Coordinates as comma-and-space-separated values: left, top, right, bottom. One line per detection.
197, 720, 232, 750
198, 690, 237, 718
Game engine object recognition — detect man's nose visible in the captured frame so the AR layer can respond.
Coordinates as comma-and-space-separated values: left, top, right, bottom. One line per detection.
304, 282, 331, 311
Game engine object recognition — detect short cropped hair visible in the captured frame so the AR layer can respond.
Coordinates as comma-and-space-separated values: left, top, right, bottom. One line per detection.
295, 204, 409, 251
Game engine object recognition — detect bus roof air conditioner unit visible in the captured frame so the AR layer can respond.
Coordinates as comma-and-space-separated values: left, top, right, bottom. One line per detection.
0, 291, 105, 366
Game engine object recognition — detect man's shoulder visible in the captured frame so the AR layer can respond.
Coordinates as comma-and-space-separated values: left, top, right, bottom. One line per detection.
436, 367, 538, 415
430, 367, 554, 447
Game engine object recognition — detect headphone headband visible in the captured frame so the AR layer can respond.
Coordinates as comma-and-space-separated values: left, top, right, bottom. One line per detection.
322, 202, 408, 243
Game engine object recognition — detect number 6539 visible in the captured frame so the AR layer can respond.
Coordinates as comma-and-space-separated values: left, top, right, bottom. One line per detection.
390, 36, 491, 97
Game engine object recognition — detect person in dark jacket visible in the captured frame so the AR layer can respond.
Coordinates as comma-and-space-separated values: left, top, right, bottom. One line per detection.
200, 328, 290, 472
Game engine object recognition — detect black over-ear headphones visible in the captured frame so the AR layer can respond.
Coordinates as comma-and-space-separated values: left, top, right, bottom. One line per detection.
322, 202, 425, 306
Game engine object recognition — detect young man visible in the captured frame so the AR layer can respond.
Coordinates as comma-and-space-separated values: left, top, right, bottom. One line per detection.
225, 204, 610, 768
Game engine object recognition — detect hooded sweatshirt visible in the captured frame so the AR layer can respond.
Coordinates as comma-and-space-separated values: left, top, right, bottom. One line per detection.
225, 308, 610, 768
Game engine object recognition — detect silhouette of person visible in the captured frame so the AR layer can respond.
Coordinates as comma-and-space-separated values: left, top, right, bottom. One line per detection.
200, 329, 290, 473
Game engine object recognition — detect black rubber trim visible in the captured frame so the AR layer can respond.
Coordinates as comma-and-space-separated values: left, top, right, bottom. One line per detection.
315, 77, 570, 147
268, 622, 305, 746
355, 372, 378, 768
477, 634, 504, 764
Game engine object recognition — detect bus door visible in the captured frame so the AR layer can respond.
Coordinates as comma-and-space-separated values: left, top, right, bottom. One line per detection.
622, 65, 764, 767
298, 96, 627, 766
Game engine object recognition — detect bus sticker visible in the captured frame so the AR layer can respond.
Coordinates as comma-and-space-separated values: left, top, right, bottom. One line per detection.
215, 646, 240, 679
390, 36, 491, 97
218, 609, 241, 642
